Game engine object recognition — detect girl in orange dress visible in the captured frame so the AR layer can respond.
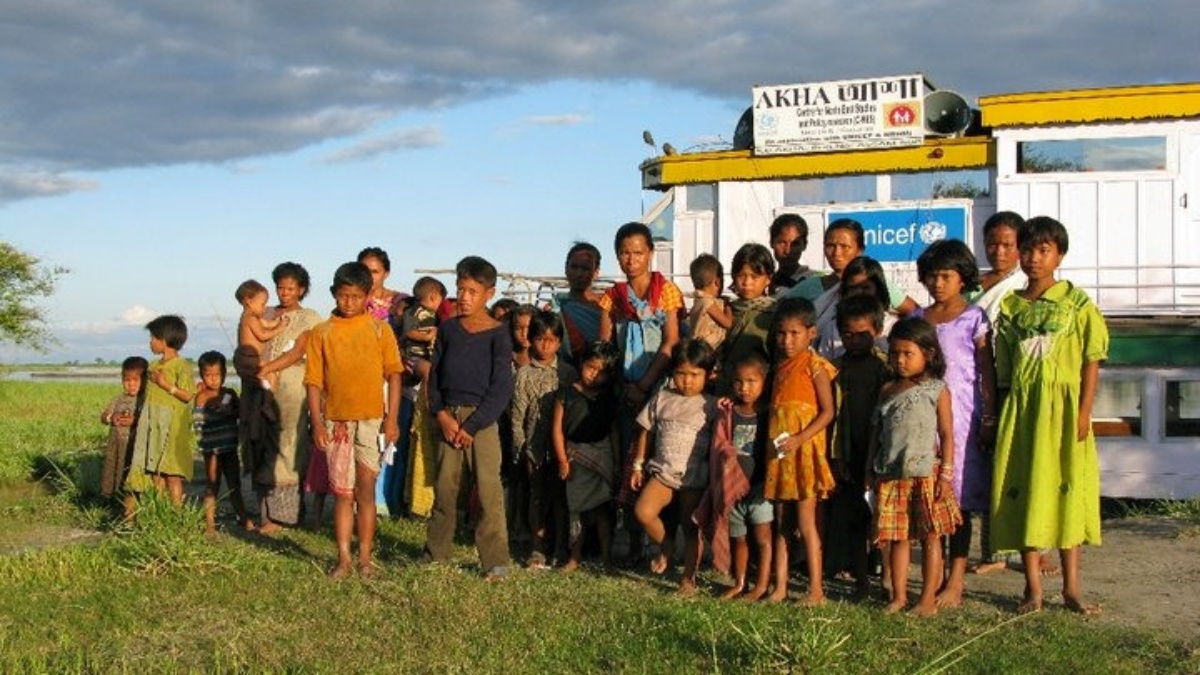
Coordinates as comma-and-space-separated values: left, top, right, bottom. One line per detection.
764, 298, 837, 605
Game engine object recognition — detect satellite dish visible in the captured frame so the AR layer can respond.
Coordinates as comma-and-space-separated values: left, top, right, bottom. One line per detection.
923, 91, 973, 136
733, 107, 754, 150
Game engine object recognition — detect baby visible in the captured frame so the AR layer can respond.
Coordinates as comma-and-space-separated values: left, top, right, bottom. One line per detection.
235, 279, 288, 391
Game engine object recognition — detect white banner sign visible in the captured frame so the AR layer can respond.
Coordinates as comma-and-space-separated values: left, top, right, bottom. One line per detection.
752, 74, 926, 155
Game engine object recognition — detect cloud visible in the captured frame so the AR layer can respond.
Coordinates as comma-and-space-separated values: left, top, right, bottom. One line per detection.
520, 114, 589, 127
63, 304, 158, 335
0, 168, 98, 203
0, 0, 1196, 192
320, 126, 445, 164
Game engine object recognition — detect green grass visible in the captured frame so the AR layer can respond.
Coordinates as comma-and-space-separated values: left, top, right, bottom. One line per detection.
0, 381, 110, 485
0, 517, 1196, 673
1, 380, 1198, 672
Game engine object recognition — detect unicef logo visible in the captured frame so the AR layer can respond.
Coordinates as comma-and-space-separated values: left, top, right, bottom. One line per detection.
757, 113, 778, 132
919, 221, 947, 244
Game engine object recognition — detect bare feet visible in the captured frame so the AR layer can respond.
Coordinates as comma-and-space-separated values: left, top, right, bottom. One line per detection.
935, 584, 963, 609
677, 579, 699, 598
1016, 594, 1043, 614
742, 585, 768, 602
649, 552, 671, 575
258, 521, 282, 536
560, 559, 580, 574
798, 593, 826, 607
358, 561, 379, 579
884, 599, 906, 614
1039, 557, 1060, 577
909, 601, 938, 618
763, 587, 789, 604
327, 563, 353, 580
720, 585, 744, 600
205, 525, 218, 538
241, 519, 257, 532
1063, 596, 1101, 615
971, 560, 1007, 575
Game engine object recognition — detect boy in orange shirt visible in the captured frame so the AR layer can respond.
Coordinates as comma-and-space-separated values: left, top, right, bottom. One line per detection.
305, 262, 404, 579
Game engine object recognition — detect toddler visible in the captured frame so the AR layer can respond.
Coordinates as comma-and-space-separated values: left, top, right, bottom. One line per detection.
629, 339, 719, 594
99, 356, 148, 512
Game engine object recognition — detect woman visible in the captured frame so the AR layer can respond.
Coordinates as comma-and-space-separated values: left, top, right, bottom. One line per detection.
969, 211, 1027, 326
358, 247, 407, 324
768, 213, 814, 295
253, 262, 323, 533
357, 247, 407, 515
785, 219, 918, 355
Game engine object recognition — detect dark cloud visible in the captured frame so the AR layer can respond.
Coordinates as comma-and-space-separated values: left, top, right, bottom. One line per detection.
0, 0, 1195, 201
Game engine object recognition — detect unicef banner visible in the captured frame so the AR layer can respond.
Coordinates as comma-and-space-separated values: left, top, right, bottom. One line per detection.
828, 206, 966, 263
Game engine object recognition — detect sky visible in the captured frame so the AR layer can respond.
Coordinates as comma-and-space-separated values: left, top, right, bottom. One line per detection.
1, 0, 1197, 364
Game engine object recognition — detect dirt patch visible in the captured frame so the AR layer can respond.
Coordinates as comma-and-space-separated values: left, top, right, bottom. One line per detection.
0, 523, 102, 556
960, 516, 1200, 641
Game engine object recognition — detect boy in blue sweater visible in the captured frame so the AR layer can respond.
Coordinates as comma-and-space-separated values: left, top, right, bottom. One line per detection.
422, 256, 515, 579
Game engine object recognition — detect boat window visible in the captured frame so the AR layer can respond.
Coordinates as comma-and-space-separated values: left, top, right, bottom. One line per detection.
1165, 380, 1200, 438
784, 175, 876, 205
683, 184, 715, 212
891, 169, 990, 200
1093, 377, 1143, 438
1017, 136, 1167, 173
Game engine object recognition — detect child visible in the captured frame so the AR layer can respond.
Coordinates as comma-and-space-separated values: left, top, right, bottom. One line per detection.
510, 310, 579, 568
127, 315, 196, 506
764, 298, 836, 605
838, 256, 896, 351
913, 239, 997, 609
716, 243, 777, 397
869, 318, 961, 617
193, 350, 252, 534
991, 216, 1107, 615
490, 298, 519, 322
695, 350, 773, 601
556, 242, 605, 365
629, 339, 719, 595
99, 356, 148, 507
552, 340, 622, 572
235, 279, 288, 391
686, 253, 732, 351
304, 262, 404, 579
402, 275, 447, 384
508, 303, 536, 369
826, 294, 890, 600
423, 256, 515, 581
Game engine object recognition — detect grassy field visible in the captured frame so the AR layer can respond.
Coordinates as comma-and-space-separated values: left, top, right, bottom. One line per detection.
1, 380, 1198, 673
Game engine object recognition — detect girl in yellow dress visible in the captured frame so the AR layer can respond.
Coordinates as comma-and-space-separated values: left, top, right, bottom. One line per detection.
764, 298, 836, 605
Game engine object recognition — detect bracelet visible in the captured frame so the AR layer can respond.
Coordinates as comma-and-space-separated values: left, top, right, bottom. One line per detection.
631, 460, 644, 472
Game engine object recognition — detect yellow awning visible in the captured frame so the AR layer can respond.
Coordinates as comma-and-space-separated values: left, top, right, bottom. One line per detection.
640, 136, 993, 190
980, 82, 1200, 128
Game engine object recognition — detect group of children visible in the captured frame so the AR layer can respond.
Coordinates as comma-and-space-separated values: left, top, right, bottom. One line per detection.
99, 211, 1106, 616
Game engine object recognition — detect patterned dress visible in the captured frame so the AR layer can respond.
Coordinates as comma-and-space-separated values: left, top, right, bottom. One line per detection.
100, 392, 139, 496
991, 281, 1108, 550
764, 350, 837, 501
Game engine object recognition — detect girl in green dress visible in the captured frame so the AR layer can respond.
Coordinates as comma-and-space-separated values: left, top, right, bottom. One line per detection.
127, 315, 196, 506
991, 216, 1108, 615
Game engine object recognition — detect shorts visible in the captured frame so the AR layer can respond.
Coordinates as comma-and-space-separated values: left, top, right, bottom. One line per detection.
728, 486, 773, 538
325, 418, 382, 498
